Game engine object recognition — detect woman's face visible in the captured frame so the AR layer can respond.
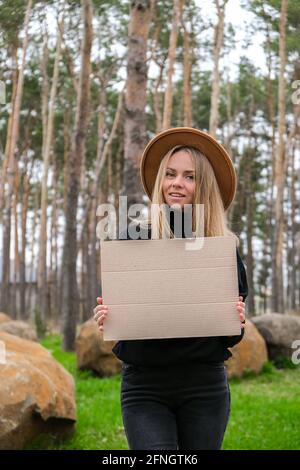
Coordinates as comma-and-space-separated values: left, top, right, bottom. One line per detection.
162, 150, 196, 208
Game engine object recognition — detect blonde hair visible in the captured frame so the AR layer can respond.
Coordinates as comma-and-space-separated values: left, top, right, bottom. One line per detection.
139, 145, 239, 246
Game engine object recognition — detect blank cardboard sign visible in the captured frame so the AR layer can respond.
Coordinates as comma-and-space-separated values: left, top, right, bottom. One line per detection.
100, 236, 241, 341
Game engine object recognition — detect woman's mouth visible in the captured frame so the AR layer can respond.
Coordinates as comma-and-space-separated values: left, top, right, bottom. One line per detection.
169, 193, 185, 199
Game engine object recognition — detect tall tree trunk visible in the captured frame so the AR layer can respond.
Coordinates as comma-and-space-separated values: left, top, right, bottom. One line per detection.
10, 109, 31, 319
40, 30, 49, 159
63, 102, 72, 215
224, 72, 233, 154
58, 103, 71, 320
77, 86, 124, 253
0, 45, 18, 216
288, 141, 296, 311
285, 60, 300, 311
12, 167, 20, 318
86, 196, 98, 319
49, 160, 59, 327
152, 61, 164, 133
113, 136, 124, 242
37, 16, 63, 326
28, 189, 39, 319
162, 0, 184, 130
209, 0, 228, 137
0, 0, 32, 314
75, 63, 122, 288
182, 7, 192, 127
150, 24, 164, 133
61, 0, 93, 351
272, 0, 288, 313
20, 145, 31, 319
263, 17, 276, 314
245, 146, 255, 315
122, 0, 154, 210
80, 227, 88, 324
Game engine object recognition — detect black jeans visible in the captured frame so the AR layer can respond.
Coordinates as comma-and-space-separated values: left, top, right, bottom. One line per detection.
121, 361, 231, 450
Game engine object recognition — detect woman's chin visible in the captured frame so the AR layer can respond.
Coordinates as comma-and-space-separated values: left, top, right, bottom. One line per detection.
167, 201, 184, 210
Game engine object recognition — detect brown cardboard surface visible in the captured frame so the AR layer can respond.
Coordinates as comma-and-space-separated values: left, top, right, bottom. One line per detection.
100, 236, 241, 340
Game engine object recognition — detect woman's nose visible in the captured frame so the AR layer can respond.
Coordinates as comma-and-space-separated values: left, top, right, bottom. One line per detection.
172, 175, 184, 187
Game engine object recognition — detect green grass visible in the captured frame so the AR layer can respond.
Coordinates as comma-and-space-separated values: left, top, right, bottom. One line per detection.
223, 362, 300, 449
25, 335, 300, 450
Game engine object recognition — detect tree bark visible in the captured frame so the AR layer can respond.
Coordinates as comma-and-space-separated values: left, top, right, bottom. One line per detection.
272, 0, 288, 313
162, 0, 184, 130
288, 141, 296, 311
209, 0, 228, 137
37, 15, 64, 325
61, 0, 93, 351
262, 7, 276, 314
122, 0, 155, 210
0, 45, 18, 216
152, 61, 164, 133
182, 8, 192, 127
49, 160, 59, 327
285, 60, 300, 311
20, 143, 31, 319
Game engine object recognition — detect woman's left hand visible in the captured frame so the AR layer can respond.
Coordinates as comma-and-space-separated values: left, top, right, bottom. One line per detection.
236, 296, 246, 328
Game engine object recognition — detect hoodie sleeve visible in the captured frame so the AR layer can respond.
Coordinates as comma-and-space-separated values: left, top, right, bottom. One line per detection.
221, 248, 248, 348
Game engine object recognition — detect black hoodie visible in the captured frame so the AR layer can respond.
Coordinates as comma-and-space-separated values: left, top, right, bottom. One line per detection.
111, 209, 248, 367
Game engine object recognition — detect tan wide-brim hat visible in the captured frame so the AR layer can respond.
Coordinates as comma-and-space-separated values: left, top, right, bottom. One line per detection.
140, 127, 237, 210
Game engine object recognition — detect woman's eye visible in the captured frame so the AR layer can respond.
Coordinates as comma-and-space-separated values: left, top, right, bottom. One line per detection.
165, 172, 194, 179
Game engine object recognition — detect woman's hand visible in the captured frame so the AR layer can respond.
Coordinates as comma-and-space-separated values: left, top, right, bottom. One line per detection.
93, 297, 109, 332
237, 296, 246, 329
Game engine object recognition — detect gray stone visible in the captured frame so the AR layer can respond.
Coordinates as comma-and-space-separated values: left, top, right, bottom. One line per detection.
252, 313, 300, 361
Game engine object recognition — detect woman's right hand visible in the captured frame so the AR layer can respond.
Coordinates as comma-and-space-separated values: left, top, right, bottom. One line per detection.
93, 297, 109, 332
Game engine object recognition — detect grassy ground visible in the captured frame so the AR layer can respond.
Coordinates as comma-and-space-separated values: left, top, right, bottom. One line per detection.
25, 335, 300, 450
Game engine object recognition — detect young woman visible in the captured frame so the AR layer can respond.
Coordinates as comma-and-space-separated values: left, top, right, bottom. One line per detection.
93, 127, 248, 450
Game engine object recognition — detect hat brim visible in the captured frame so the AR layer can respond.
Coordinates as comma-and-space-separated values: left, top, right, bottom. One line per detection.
140, 127, 236, 210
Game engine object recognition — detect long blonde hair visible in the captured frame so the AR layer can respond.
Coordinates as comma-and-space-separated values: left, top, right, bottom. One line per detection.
139, 145, 239, 246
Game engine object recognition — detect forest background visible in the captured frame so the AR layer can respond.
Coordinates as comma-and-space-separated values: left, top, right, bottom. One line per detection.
0, 0, 299, 351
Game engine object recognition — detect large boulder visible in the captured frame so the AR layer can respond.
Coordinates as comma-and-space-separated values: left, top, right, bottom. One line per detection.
225, 320, 268, 378
0, 321, 38, 342
76, 318, 121, 376
0, 332, 76, 450
252, 313, 300, 361
0, 313, 12, 324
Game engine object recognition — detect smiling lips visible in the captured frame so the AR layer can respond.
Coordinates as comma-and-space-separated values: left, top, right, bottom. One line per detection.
169, 193, 185, 198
